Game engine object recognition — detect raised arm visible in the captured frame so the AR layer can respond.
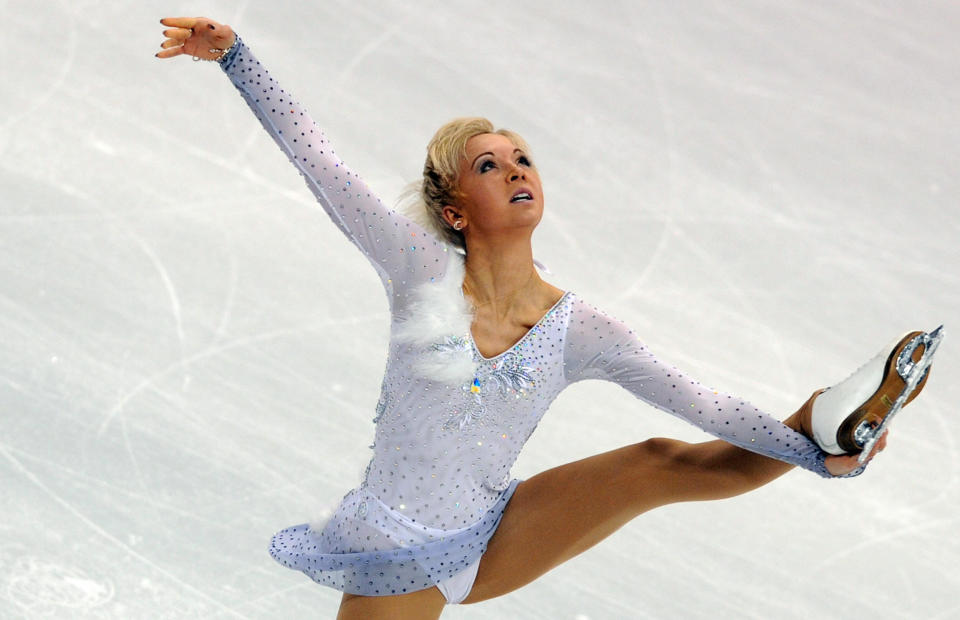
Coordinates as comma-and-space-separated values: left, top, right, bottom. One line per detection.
156, 17, 451, 309
562, 299, 851, 478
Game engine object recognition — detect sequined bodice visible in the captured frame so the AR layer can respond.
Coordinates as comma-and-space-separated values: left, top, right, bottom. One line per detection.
366, 291, 574, 526
221, 39, 831, 532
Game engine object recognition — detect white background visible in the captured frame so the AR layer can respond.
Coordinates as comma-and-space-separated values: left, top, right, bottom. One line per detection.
2, 1, 958, 618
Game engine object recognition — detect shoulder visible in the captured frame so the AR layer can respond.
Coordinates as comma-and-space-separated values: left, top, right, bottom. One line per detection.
565, 295, 635, 335
561, 295, 656, 382
562, 295, 646, 357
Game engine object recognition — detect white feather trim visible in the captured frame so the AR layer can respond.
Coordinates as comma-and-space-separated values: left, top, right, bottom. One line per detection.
394, 255, 477, 385
413, 346, 478, 384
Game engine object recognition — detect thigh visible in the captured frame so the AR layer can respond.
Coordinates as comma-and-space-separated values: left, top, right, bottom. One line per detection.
463, 437, 772, 604
337, 587, 446, 620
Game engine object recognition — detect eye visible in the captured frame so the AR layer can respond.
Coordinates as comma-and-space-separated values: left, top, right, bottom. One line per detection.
478, 160, 495, 173
517, 155, 532, 167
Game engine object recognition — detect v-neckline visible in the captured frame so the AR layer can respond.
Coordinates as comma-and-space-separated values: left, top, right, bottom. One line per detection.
468, 291, 570, 361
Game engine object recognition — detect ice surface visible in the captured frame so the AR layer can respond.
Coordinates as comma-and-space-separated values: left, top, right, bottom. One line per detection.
2, 1, 958, 618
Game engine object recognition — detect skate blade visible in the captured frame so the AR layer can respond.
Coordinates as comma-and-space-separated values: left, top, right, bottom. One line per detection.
857, 325, 945, 464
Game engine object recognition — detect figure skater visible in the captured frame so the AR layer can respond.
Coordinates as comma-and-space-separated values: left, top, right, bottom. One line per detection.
156, 17, 940, 619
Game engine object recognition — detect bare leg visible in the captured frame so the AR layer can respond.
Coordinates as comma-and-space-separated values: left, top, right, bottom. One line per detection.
337, 587, 446, 620
463, 412, 807, 603
332, 433, 784, 617
333, 412, 821, 613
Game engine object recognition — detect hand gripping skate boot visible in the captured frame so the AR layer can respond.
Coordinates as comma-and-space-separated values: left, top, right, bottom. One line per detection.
798, 327, 944, 464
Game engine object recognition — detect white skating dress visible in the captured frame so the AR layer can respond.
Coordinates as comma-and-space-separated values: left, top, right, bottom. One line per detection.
219, 38, 835, 598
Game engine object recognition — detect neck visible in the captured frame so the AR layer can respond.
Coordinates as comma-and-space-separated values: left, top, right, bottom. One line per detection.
462, 236, 541, 316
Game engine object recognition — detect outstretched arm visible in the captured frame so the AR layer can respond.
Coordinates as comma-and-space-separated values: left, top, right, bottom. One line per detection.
563, 300, 876, 477
156, 17, 451, 309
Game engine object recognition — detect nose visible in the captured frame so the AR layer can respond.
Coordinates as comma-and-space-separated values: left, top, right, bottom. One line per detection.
507, 163, 526, 182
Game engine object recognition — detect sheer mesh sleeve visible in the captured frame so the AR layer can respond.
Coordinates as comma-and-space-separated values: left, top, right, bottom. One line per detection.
219, 38, 451, 309
563, 298, 834, 478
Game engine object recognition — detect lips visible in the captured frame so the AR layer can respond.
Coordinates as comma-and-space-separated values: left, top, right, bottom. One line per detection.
510, 188, 534, 203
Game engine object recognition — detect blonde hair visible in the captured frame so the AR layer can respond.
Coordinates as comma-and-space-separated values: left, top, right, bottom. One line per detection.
400, 117, 530, 251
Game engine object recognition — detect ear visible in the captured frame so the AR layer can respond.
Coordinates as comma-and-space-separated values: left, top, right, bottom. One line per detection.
441, 205, 465, 230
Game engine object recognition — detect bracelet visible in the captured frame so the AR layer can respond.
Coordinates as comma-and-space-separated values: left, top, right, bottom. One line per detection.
191, 35, 239, 63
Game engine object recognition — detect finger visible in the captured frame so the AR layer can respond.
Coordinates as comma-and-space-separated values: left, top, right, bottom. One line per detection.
163, 28, 191, 41
869, 433, 887, 457
859, 438, 886, 465
825, 454, 859, 476
160, 38, 183, 49
155, 46, 185, 59
160, 17, 197, 29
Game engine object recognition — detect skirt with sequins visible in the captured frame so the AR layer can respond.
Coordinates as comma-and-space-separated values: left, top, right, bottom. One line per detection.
268, 479, 520, 596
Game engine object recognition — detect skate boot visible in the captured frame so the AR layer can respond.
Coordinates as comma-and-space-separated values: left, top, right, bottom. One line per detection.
798, 326, 944, 463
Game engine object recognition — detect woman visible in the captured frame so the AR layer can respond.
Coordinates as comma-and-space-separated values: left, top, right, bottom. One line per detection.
156, 17, 937, 619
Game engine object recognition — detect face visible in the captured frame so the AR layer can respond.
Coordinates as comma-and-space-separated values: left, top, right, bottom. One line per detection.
445, 133, 544, 238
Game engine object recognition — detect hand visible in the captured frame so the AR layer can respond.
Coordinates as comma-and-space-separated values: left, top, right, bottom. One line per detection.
824, 432, 888, 476
156, 17, 235, 61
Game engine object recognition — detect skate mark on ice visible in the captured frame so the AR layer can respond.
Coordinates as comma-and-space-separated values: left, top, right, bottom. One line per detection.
233, 580, 312, 611
4, 552, 114, 615
1, 443, 226, 527
119, 415, 157, 528
98, 315, 385, 435
26, 173, 191, 385
895, 563, 920, 611
321, 12, 409, 108
231, 0, 253, 28
61, 80, 323, 214
811, 515, 959, 573
904, 402, 959, 509
0, 190, 279, 222
0, 444, 253, 619
126, 225, 188, 363
614, 23, 680, 302
933, 602, 960, 620
212, 250, 241, 343
0, 4, 77, 134
661, 225, 798, 396
229, 125, 266, 169
33, 172, 193, 388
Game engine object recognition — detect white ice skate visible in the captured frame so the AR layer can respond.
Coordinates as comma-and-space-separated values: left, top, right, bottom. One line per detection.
799, 326, 944, 464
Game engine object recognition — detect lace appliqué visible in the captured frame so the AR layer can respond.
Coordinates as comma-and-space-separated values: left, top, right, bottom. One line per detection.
483, 351, 537, 395
444, 350, 538, 431
431, 335, 471, 357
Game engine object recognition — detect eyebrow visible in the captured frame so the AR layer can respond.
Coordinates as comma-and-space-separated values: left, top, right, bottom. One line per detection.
471, 148, 524, 168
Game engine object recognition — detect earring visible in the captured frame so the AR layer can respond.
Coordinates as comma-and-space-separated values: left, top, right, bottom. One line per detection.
453, 221, 464, 231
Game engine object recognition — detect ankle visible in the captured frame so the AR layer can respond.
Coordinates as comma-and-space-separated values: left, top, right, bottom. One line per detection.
782, 410, 804, 434
785, 390, 825, 438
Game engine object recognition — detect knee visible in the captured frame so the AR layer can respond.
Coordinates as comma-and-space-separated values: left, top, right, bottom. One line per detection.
626, 437, 692, 473
626, 437, 733, 483
634, 436, 784, 502
618, 438, 718, 509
